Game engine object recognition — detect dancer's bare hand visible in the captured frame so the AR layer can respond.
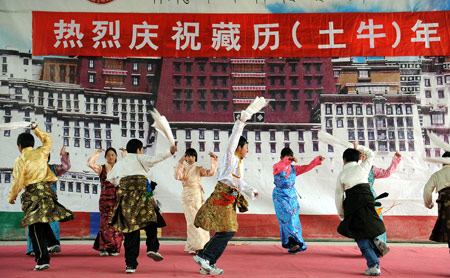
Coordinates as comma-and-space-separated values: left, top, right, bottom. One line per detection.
254, 192, 259, 198
179, 154, 187, 163
60, 146, 69, 156
288, 157, 298, 163
352, 142, 358, 149
119, 147, 128, 158
208, 152, 218, 159
9, 199, 15, 204
95, 149, 105, 154
427, 203, 434, 209
394, 151, 402, 159
170, 145, 177, 155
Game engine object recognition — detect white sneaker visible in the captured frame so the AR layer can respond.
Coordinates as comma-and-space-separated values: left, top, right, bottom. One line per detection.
209, 265, 224, 275
99, 250, 109, 257
364, 265, 381, 276
109, 252, 120, 256
373, 238, 390, 257
147, 251, 164, 261
47, 245, 61, 254
33, 264, 50, 271
193, 255, 212, 272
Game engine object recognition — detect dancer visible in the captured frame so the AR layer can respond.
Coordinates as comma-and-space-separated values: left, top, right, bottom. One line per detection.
361, 151, 401, 243
272, 148, 324, 254
26, 146, 71, 256
174, 149, 218, 254
423, 151, 450, 253
107, 139, 177, 274
8, 122, 75, 271
193, 97, 268, 275
87, 147, 124, 256
335, 143, 386, 276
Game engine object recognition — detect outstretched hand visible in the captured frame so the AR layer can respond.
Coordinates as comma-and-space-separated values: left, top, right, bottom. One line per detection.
119, 147, 128, 158
394, 151, 402, 159
60, 146, 69, 156
352, 142, 358, 149
170, 145, 177, 155
208, 152, 218, 159
318, 156, 325, 161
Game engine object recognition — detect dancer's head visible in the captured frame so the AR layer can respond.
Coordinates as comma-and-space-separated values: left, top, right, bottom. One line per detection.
236, 136, 248, 159
280, 147, 294, 160
343, 148, 360, 164
17, 132, 34, 152
126, 139, 143, 154
184, 148, 197, 164
105, 147, 118, 164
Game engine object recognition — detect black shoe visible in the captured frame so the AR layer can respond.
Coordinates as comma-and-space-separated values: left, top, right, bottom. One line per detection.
125, 266, 136, 274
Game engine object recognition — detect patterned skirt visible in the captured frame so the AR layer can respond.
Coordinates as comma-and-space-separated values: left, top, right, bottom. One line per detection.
430, 187, 450, 243
194, 182, 248, 233
109, 175, 157, 233
20, 182, 75, 228
93, 183, 123, 252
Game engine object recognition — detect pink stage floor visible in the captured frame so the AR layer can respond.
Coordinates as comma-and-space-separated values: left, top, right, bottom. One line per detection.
0, 243, 448, 277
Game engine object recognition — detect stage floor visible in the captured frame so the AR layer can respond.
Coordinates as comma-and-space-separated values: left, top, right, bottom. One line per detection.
0, 241, 448, 277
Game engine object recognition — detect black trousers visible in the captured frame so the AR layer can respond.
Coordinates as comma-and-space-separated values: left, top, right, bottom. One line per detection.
123, 222, 159, 269
197, 231, 235, 265
29, 223, 58, 265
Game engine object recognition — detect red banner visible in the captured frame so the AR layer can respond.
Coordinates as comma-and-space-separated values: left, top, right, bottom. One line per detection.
32, 11, 450, 57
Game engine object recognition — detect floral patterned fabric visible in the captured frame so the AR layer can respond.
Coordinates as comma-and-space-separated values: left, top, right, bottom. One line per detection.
93, 165, 123, 253
194, 182, 248, 233
20, 182, 75, 228
109, 175, 157, 233
430, 187, 450, 244
273, 166, 306, 251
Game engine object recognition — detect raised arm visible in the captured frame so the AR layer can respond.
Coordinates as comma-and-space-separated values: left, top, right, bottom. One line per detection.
33, 124, 52, 158
53, 146, 71, 176
273, 157, 292, 176
87, 149, 104, 176
139, 145, 177, 171
294, 156, 323, 176
357, 144, 374, 174
174, 155, 186, 181
373, 152, 401, 179
199, 152, 218, 177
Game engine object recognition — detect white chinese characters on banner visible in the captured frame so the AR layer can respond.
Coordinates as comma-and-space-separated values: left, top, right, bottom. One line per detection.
356, 19, 386, 49
51, 18, 443, 52
211, 22, 241, 51
129, 21, 159, 50
252, 23, 279, 50
92, 20, 121, 49
172, 21, 201, 50
318, 21, 346, 49
411, 20, 440, 48
54, 19, 84, 48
